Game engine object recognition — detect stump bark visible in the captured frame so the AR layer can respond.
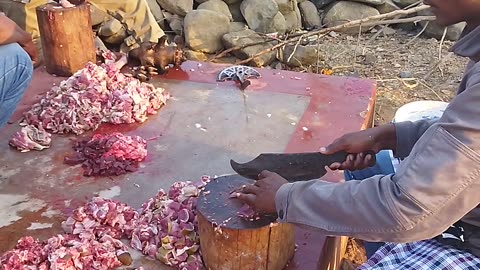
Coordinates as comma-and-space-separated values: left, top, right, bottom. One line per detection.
197, 175, 295, 270
36, 2, 96, 76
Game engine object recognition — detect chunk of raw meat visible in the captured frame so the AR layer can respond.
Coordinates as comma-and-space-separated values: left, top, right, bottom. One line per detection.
8, 125, 52, 152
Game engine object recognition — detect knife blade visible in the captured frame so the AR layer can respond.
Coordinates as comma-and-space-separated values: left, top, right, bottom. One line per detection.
230, 151, 348, 182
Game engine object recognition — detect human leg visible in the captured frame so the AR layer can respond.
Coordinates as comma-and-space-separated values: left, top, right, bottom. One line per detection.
344, 150, 396, 258
90, 0, 165, 46
0, 43, 34, 128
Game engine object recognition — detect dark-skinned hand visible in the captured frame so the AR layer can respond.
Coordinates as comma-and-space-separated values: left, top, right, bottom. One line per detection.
234, 170, 289, 214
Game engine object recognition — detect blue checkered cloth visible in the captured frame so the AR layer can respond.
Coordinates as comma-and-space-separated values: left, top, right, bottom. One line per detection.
357, 240, 480, 270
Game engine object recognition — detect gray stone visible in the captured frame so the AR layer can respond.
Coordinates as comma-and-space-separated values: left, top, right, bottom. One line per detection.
418, 9, 466, 41
399, 71, 412, 78
184, 49, 209, 61
198, 0, 233, 21
351, 0, 385, 6
273, 12, 287, 34
146, 0, 167, 29
184, 10, 230, 53
241, 0, 279, 33
392, 0, 418, 8
223, 0, 241, 4
228, 1, 246, 22
99, 19, 127, 45
195, 0, 209, 3
169, 15, 184, 35
323, 1, 380, 34
377, 0, 400, 14
311, 0, 335, 8
278, 44, 319, 67
222, 29, 276, 67
299, 1, 321, 28
94, 36, 108, 52
296, 0, 307, 3
284, 9, 301, 32
90, 5, 109, 26
275, 0, 295, 15
156, 0, 193, 16
229, 22, 248, 32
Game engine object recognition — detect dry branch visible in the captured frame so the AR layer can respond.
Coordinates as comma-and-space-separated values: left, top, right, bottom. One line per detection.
235, 5, 432, 65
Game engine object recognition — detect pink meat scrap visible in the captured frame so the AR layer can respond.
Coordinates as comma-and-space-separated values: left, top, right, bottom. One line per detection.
63, 133, 148, 177
0, 234, 130, 270
8, 125, 52, 152
22, 52, 169, 136
131, 176, 210, 270
62, 197, 139, 239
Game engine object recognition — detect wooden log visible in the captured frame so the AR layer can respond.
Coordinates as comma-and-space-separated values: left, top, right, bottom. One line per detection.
36, 2, 96, 77
197, 175, 295, 270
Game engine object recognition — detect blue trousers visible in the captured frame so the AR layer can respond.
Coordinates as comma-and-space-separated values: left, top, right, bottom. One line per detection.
0, 43, 33, 128
344, 150, 396, 258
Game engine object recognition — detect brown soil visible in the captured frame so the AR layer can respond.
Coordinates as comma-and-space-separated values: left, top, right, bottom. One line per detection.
285, 27, 468, 125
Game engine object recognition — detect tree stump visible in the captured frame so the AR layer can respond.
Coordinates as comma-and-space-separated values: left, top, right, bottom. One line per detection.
197, 175, 295, 270
36, 2, 96, 77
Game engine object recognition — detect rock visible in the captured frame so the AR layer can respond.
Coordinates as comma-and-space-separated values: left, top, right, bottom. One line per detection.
272, 12, 287, 34
311, 0, 335, 8
382, 26, 396, 35
198, 0, 233, 21
278, 44, 319, 67
351, 0, 385, 6
195, 0, 209, 3
156, 0, 193, 16
418, 9, 466, 41
241, 0, 279, 33
392, 0, 418, 8
90, 5, 109, 26
377, 0, 400, 14
229, 1, 246, 22
184, 10, 230, 53
94, 36, 108, 52
222, 29, 276, 67
399, 71, 412, 78
99, 19, 127, 45
275, 0, 295, 14
184, 49, 209, 61
284, 9, 301, 32
363, 53, 376, 65
296, 0, 306, 3
229, 22, 247, 32
223, 0, 241, 4
169, 15, 184, 35
323, 1, 380, 34
299, 1, 321, 28
146, 0, 167, 29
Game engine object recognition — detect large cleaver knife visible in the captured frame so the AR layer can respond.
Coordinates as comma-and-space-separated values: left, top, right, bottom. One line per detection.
230, 151, 348, 182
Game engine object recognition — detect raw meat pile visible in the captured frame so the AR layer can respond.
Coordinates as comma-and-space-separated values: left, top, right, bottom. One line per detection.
1, 177, 211, 270
8, 125, 52, 152
0, 234, 138, 270
61, 197, 139, 239
10, 51, 169, 152
64, 133, 148, 177
131, 176, 210, 269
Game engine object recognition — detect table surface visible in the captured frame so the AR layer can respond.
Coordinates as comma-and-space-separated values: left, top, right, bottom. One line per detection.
0, 61, 376, 270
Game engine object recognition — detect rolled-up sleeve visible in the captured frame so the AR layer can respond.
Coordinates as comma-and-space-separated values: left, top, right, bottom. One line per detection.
275, 66, 480, 243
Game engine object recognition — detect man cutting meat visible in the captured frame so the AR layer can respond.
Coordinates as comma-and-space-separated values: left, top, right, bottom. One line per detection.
0, 12, 35, 128
236, 1, 480, 268
0, 0, 164, 52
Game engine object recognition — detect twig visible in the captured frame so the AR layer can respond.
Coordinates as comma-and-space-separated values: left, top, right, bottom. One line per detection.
287, 34, 304, 63
236, 5, 432, 65
316, 34, 321, 73
423, 52, 454, 80
358, 15, 435, 28
438, 27, 447, 60
353, 24, 362, 72
418, 79, 445, 102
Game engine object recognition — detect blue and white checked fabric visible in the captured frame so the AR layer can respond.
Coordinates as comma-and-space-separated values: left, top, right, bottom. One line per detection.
357, 240, 480, 270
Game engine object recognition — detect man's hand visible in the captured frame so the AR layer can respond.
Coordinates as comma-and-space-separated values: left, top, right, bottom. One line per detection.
320, 124, 397, 171
235, 170, 289, 214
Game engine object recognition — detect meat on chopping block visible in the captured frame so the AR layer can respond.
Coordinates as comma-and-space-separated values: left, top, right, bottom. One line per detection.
36, 1, 96, 76
196, 174, 295, 270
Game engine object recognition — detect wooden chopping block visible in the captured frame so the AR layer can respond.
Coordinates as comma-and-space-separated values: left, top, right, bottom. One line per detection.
36, 2, 96, 77
197, 175, 295, 270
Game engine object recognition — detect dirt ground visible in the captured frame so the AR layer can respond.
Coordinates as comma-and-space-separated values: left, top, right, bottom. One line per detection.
287, 27, 468, 125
